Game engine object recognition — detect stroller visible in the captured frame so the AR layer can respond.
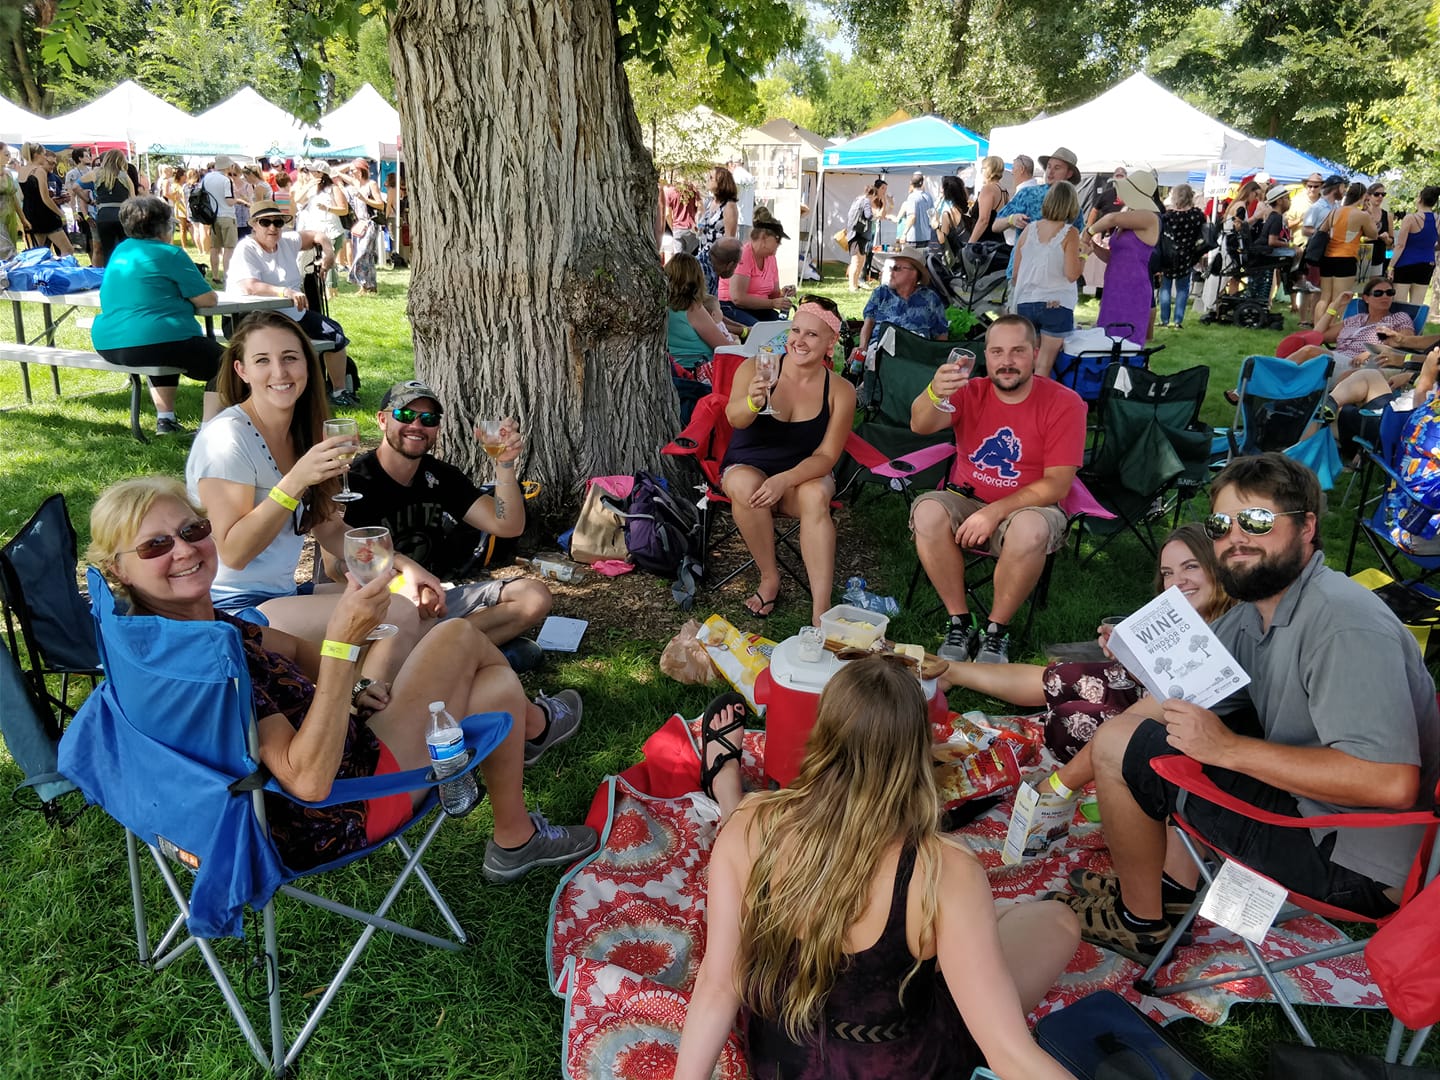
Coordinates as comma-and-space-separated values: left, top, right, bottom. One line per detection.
1198, 218, 1286, 330
925, 241, 1010, 320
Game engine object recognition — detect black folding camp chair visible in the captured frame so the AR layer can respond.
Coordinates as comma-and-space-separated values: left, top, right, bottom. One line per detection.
0, 493, 101, 723
1076, 364, 1213, 562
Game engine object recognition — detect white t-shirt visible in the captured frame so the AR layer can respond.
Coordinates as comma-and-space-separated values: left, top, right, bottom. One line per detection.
227, 233, 306, 320
732, 165, 755, 227
201, 170, 236, 220
186, 406, 306, 609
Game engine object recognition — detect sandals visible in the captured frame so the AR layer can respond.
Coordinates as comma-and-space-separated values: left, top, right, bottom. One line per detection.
700, 691, 747, 800
745, 590, 780, 618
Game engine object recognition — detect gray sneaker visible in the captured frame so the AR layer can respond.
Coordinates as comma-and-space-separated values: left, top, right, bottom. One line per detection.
974, 628, 1011, 664
937, 617, 976, 662
482, 812, 598, 882
525, 689, 582, 766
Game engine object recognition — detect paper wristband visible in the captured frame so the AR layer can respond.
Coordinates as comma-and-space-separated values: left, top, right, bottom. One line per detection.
925, 383, 946, 406
320, 639, 361, 662
746, 395, 763, 413
268, 486, 300, 511
387, 573, 407, 594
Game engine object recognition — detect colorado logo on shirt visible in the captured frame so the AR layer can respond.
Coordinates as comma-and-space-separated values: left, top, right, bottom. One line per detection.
970, 426, 1022, 481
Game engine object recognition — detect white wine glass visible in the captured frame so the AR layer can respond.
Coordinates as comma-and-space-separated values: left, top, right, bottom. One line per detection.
755, 347, 780, 416
344, 526, 399, 639
475, 418, 506, 459
323, 418, 363, 503
933, 348, 975, 414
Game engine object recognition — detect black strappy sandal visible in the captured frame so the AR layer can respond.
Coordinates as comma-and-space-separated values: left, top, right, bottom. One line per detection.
700, 691, 748, 800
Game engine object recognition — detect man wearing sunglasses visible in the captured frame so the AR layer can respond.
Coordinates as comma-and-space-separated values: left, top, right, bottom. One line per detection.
340, 380, 555, 682
1050, 453, 1439, 962
226, 198, 358, 408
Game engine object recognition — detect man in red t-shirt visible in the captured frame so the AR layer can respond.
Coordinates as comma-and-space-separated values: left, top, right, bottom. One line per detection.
909, 315, 1087, 663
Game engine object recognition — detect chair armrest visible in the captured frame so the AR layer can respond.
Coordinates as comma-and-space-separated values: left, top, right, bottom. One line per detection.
271, 711, 513, 807
663, 395, 727, 458
1151, 754, 1438, 830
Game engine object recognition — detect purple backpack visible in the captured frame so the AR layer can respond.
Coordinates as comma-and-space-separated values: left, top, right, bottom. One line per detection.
602, 471, 702, 607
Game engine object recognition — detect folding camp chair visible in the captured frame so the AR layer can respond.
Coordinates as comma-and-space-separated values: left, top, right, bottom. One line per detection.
903, 475, 1116, 648
1223, 353, 1344, 489
1342, 297, 1430, 334
1344, 401, 1440, 590
1076, 364, 1213, 562
0, 493, 101, 722
0, 643, 80, 821
1134, 753, 1440, 1065
57, 570, 512, 1075
662, 347, 949, 592
1052, 325, 1163, 406
854, 321, 981, 494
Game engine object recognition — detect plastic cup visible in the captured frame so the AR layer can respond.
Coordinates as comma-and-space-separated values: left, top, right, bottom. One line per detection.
797, 625, 826, 663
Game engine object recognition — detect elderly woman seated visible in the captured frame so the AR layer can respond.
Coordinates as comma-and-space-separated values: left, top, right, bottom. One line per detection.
854, 249, 949, 356
720, 296, 857, 624
91, 195, 223, 433
86, 475, 597, 879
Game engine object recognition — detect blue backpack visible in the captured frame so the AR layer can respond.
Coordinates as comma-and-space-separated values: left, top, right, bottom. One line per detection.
603, 471, 703, 607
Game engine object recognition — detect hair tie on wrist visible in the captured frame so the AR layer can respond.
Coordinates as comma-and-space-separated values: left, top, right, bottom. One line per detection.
268, 486, 300, 511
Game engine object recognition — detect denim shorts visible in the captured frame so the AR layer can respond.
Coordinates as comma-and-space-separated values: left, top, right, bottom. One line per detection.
1016, 301, 1075, 338
215, 582, 316, 625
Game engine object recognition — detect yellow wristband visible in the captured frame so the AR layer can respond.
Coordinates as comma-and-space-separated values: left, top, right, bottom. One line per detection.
268, 486, 300, 511
387, 572, 407, 594
320, 639, 360, 662
1327, 308, 1339, 317
925, 383, 945, 406
746, 395, 762, 414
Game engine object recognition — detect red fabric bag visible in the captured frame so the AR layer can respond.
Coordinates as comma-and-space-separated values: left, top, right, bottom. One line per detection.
1366, 845, 1440, 1029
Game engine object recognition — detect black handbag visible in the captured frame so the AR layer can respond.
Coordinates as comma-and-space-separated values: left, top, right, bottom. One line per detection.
1303, 209, 1335, 267
1268, 1043, 1440, 1079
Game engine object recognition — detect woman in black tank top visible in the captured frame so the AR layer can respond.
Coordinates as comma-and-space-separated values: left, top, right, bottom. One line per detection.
718, 298, 857, 624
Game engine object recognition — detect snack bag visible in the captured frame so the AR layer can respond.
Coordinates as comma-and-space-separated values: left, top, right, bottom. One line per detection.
933, 741, 1023, 811
1001, 780, 1076, 864
659, 619, 720, 685
697, 614, 775, 713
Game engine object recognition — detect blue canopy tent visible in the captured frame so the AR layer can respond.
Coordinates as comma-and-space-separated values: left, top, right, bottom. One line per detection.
821, 115, 989, 172
819, 116, 989, 262
1185, 139, 1354, 185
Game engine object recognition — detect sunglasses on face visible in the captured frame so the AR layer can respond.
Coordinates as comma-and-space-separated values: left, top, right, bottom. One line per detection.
1203, 507, 1306, 540
122, 519, 213, 560
254, 218, 286, 229
1305, 183, 1322, 189
390, 407, 441, 427
1369, 289, 1396, 297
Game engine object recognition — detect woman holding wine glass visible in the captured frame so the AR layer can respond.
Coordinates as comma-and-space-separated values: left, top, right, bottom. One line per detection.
186, 310, 437, 682
85, 475, 598, 878
720, 296, 857, 622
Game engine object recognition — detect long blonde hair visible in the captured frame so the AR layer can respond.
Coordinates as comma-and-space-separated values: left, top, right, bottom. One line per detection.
737, 656, 945, 1042
97, 149, 127, 190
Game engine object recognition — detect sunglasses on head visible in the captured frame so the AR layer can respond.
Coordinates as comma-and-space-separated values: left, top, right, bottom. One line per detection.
1203, 507, 1306, 540
390, 407, 441, 427
253, 217, 286, 228
122, 519, 213, 560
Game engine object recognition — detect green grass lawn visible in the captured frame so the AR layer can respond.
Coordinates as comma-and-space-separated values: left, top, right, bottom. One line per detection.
1, 264, 1436, 1077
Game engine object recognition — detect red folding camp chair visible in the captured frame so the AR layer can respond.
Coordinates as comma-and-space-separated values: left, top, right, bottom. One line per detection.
1135, 753, 1440, 1065
662, 347, 952, 591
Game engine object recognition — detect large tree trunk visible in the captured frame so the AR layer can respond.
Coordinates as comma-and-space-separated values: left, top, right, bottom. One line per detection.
389, 0, 671, 522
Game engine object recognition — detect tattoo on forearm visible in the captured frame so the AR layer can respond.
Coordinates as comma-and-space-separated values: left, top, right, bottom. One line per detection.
496, 494, 507, 518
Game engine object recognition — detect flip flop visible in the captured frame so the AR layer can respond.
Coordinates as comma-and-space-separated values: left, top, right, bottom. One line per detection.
745, 590, 780, 618
700, 691, 748, 800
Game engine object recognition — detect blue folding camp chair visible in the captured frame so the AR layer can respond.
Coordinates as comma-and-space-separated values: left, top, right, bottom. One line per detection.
1342, 297, 1430, 334
57, 570, 513, 1075
1222, 353, 1343, 489
1345, 401, 1440, 590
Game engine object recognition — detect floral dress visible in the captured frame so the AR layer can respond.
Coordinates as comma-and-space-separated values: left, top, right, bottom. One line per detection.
696, 196, 734, 295
1041, 661, 1143, 763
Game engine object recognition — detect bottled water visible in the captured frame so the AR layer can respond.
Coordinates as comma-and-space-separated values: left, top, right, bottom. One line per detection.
426, 701, 478, 817
843, 576, 901, 617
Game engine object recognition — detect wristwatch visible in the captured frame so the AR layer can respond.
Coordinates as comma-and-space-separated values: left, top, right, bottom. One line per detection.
351, 677, 373, 706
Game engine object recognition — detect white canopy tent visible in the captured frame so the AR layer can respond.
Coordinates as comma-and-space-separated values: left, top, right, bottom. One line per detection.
26, 79, 203, 151
314, 83, 400, 160
0, 96, 44, 144
987, 73, 1265, 183
176, 87, 317, 157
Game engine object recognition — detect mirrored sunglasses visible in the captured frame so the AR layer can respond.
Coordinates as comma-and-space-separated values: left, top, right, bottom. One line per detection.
253, 217, 286, 228
1203, 507, 1306, 540
122, 519, 213, 560
390, 407, 441, 427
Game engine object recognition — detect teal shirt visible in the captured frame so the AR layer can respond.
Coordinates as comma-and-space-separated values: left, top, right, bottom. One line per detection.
666, 307, 715, 371
92, 238, 211, 350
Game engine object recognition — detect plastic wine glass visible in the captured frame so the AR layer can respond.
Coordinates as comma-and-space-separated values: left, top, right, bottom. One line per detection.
475, 419, 506, 459
756, 347, 780, 416
934, 348, 975, 414
322, 418, 363, 503
343, 526, 399, 639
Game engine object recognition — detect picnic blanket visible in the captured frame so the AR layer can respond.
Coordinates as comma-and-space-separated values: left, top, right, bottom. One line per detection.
546, 713, 1385, 1080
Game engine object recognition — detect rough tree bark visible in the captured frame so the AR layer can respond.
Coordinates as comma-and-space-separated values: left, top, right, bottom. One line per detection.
389, 0, 671, 521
